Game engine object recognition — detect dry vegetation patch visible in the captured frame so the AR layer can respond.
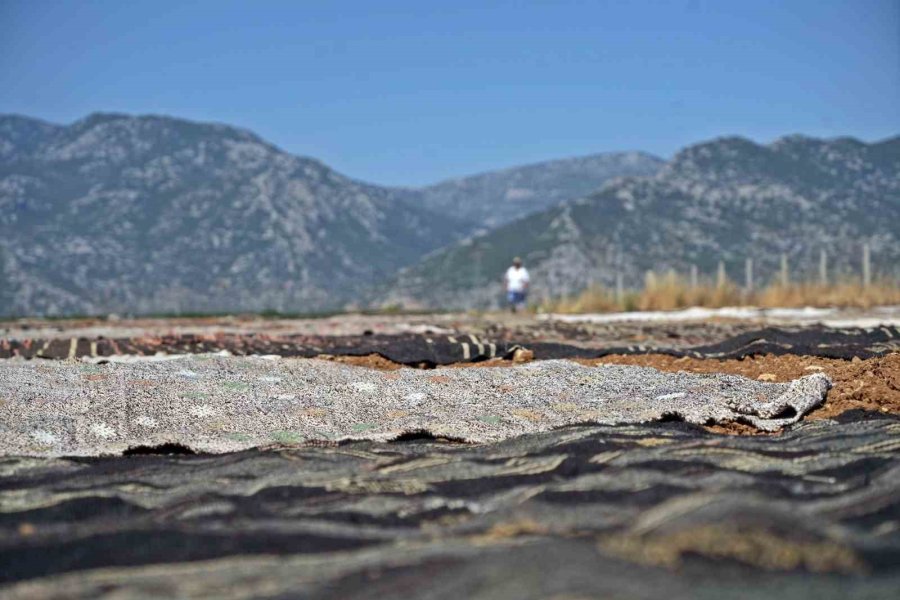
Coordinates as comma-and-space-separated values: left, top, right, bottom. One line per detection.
546, 272, 900, 313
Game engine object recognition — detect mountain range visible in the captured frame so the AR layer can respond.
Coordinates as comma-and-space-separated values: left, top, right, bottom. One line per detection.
417, 151, 662, 230
0, 113, 656, 316
380, 134, 900, 309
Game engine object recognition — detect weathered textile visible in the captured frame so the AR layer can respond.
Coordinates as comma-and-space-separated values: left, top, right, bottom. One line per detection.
670, 325, 900, 360
529, 324, 900, 360
2, 325, 897, 363
0, 333, 520, 364
0, 357, 829, 456
1, 413, 898, 599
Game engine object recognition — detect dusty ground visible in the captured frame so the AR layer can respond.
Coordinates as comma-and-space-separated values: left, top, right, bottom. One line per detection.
588, 352, 900, 422
323, 353, 406, 370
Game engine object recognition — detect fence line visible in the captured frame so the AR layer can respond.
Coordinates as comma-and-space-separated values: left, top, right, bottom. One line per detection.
863, 243, 871, 287
745, 257, 754, 292
819, 250, 828, 285
780, 253, 789, 287
594, 244, 890, 297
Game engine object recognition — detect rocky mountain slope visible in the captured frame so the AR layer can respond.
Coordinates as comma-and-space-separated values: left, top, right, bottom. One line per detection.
418, 151, 663, 229
380, 135, 900, 309
0, 113, 668, 317
4, 113, 895, 316
0, 113, 469, 316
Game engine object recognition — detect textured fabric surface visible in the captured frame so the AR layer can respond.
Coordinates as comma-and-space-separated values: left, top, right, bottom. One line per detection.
0, 357, 830, 456
2, 325, 898, 363
1, 414, 898, 599
0, 332, 520, 364
527, 324, 900, 360
673, 325, 900, 360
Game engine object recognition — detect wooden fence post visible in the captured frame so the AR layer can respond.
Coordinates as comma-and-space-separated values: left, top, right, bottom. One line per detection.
745, 257, 754, 292
780, 253, 789, 287
615, 272, 624, 306
863, 243, 871, 287
819, 249, 828, 286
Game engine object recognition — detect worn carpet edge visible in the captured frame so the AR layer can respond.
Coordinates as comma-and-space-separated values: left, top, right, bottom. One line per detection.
0, 358, 831, 457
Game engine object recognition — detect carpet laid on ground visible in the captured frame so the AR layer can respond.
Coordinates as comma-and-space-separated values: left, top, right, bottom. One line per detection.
1, 413, 898, 599
2, 325, 898, 363
528, 324, 900, 360
0, 357, 830, 456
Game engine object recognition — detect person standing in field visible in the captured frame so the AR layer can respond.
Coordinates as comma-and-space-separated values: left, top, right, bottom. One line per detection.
504, 257, 530, 312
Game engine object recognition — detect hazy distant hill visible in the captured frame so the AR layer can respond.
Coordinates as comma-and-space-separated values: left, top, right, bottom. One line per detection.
0, 113, 466, 316
380, 134, 900, 309
418, 152, 663, 229
0, 113, 659, 317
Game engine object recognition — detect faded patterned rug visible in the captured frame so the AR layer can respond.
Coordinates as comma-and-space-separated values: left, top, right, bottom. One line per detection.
0, 357, 830, 456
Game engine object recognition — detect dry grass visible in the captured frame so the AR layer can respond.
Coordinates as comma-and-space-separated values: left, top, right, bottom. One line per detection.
755, 280, 900, 308
545, 272, 900, 313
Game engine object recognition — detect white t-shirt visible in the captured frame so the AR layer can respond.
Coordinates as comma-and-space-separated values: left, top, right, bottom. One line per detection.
505, 266, 530, 292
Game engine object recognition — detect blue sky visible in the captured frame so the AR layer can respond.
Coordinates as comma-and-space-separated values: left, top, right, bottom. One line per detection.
1, 0, 897, 185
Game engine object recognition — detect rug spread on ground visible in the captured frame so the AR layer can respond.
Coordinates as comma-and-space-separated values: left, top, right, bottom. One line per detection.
0, 357, 831, 456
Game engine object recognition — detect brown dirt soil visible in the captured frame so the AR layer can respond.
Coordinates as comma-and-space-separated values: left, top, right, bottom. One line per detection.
441, 357, 516, 369
317, 353, 404, 370
581, 352, 900, 422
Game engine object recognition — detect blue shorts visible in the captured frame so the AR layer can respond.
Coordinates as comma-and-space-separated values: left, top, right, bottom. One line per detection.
507, 290, 527, 305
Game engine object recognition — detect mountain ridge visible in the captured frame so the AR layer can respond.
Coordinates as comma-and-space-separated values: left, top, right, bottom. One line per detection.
0, 112, 662, 317
379, 133, 900, 309
0, 113, 464, 316
415, 149, 663, 230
